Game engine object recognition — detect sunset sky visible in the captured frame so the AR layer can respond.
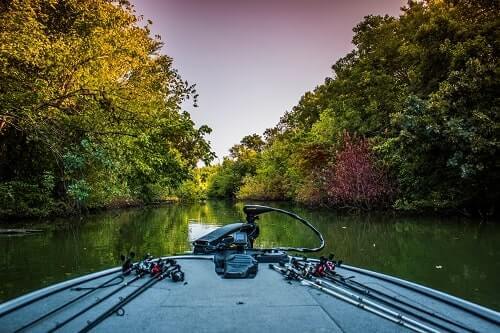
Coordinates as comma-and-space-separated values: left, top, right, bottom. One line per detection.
132, 0, 406, 160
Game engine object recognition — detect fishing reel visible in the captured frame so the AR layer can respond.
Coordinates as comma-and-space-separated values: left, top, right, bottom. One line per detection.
291, 254, 343, 278
170, 267, 185, 282
134, 253, 155, 275
120, 252, 136, 275
315, 254, 342, 277
161, 260, 184, 282
123, 255, 185, 282
282, 266, 304, 281
150, 260, 164, 275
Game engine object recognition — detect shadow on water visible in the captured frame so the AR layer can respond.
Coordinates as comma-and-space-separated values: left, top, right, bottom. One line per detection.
0, 200, 499, 311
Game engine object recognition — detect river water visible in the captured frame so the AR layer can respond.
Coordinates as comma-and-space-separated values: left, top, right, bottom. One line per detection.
1, 200, 499, 310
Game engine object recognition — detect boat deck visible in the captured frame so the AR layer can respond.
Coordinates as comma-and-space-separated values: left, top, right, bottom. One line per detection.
1, 257, 499, 332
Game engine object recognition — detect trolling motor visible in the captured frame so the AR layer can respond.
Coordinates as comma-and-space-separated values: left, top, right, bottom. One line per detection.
192, 205, 325, 279
193, 205, 325, 254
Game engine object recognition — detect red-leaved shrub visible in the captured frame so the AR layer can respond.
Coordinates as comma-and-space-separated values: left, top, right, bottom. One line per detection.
325, 132, 394, 209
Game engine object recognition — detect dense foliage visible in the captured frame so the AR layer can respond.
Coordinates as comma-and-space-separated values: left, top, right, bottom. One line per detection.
209, 0, 499, 215
205, 134, 263, 198
0, 0, 213, 218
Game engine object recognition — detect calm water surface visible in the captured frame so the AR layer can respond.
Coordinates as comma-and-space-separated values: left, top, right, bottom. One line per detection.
1, 201, 499, 310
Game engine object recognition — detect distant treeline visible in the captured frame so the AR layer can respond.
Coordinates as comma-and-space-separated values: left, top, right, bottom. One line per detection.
0, 0, 213, 219
196, 0, 499, 216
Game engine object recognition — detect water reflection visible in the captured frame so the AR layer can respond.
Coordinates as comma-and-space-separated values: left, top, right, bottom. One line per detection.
0, 201, 498, 311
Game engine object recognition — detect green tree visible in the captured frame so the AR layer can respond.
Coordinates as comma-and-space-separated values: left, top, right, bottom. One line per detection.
0, 0, 213, 217
233, 0, 499, 215
207, 134, 264, 198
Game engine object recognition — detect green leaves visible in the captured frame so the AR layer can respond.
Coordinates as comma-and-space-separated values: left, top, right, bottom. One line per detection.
0, 0, 213, 216
218, 0, 499, 214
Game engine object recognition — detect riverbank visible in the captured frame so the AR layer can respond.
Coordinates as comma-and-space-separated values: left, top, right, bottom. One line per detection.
0, 196, 180, 223
2, 195, 496, 224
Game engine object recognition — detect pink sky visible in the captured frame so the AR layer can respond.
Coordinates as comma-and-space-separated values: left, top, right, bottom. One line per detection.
132, 0, 405, 160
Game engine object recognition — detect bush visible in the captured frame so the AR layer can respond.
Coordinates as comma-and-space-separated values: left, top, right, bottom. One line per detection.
176, 179, 206, 202
295, 176, 326, 206
237, 175, 286, 201
0, 180, 60, 219
325, 133, 394, 209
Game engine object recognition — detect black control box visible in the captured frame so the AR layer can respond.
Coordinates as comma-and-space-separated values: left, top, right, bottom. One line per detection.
223, 254, 258, 279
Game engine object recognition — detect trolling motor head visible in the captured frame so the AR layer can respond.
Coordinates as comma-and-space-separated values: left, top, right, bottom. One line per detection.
243, 205, 275, 224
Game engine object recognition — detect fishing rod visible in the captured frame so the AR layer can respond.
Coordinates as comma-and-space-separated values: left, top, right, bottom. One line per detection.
78, 262, 184, 333
341, 264, 500, 327
0, 269, 122, 319
325, 272, 475, 333
314, 277, 459, 333
293, 257, 475, 333
46, 255, 164, 333
14, 273, 126, 333
0, 252, 138, 321
13, 252, 138, 332
270, 264, 440, 333
0, 254, 206, 322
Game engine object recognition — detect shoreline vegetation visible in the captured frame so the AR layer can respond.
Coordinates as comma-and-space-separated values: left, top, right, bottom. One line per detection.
189, 1, 499, 218
1, 0, 498, 221
0, 0, 213, 221
0, 197, 484, 225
